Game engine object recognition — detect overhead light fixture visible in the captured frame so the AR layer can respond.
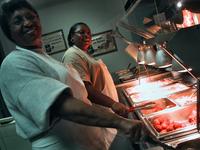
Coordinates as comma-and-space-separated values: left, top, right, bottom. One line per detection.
137, 46, 146, 65
125, 43, 139, 61
145, 46, 156, 66
155, 44, 172, 68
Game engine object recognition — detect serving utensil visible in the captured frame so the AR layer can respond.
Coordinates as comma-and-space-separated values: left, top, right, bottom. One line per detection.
128, 102, 156, 112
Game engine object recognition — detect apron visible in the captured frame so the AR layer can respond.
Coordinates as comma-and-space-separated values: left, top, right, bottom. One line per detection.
96, 59, 119, 147
97, 59, 119, 102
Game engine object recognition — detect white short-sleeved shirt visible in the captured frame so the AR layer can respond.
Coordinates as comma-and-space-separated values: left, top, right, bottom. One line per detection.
0, 47, 114, 150
0, 46, 90, 138
62, 46, 118, 101
62, 46, 104, 89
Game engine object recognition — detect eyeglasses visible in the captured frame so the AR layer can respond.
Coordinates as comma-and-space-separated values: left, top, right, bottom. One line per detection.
74, 31, 91, 36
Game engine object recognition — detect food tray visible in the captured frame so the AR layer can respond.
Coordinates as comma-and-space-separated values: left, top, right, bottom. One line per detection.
139, 98, 176, 116
145, 103, 196, 138
124, 78, 175, 95
129, 83, 189, 103
167, 88, 197, 106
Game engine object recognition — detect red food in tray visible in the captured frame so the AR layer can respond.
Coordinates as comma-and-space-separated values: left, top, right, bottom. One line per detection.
151, 111, 197, 134
152, 117, 186, 133
188, 110, 197, 124
140, 98, 176, 115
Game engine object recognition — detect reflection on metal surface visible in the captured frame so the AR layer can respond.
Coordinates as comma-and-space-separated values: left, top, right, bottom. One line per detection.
145, 46, 156, 66
168, 88, 197, 106
125, 78, 174, 94
125, 43, 139, 61
137, 48, 146, 65
155, 45, 172, 68
129, 83, 189, 103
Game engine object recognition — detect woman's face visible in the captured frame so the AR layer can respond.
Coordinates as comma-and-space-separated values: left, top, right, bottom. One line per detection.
9, 8, 42, 48
72, 24, 92, 52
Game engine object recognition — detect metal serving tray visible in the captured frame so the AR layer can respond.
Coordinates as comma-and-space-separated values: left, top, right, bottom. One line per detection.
129, 82, 189, 103
167, 88, 197, 106
144, 103, 197, 139
139, 98, 177, 117
124, 78, 176, 95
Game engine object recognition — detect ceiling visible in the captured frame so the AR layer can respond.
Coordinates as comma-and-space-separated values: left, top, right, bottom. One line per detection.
28, 0, 55, 8
28, 0, 67, 9
0, 0, 66, 9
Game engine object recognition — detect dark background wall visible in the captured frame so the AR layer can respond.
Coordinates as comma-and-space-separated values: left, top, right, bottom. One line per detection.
0, 41, 11, 118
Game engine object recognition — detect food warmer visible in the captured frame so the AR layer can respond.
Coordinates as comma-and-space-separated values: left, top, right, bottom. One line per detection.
116, 67, 199, 148
114, 0, 200, 149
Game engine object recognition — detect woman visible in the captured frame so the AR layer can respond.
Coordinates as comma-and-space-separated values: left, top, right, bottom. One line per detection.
62, 22, 138, 149
62, 22, 129, 117
0, 0, 145, 150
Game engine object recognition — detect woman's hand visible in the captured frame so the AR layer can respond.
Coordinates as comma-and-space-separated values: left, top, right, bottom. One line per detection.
119, 118, 145, 143
120, 118, 164, 147
111, 102, 129, 118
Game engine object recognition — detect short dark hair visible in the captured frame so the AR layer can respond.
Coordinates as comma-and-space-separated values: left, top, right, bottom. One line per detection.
67, 22, 89, 47
0, 0, 39, 42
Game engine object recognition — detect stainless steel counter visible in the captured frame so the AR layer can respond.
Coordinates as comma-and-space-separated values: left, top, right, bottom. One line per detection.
116, 70, 200, 149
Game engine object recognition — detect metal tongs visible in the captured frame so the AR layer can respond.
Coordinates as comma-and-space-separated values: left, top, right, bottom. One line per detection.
128, 102, 156, 112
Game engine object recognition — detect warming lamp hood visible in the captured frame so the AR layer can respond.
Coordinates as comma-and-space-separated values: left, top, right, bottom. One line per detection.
166, 25, 200, 76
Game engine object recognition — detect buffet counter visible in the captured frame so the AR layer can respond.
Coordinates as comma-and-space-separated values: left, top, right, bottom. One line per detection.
115, 69, 200, 149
